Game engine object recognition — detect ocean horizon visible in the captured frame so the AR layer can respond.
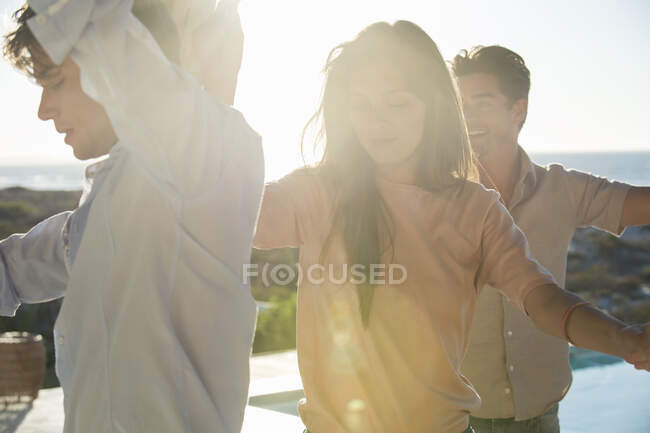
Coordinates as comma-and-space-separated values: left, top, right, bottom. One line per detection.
1, 150, 649, 190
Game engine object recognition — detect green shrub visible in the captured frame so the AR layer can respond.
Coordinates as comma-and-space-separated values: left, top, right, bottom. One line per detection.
0, 201, 38, 220
253, 292, 297, 354
593, 233, 623, 257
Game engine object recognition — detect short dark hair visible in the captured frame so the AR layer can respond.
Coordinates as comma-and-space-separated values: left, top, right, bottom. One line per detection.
451, 45, 530, 103
3, 5, 49, 79
3, 2, 179, 80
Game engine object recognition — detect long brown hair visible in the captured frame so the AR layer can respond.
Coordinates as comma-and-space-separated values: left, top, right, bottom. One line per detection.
302, 21, 477, 327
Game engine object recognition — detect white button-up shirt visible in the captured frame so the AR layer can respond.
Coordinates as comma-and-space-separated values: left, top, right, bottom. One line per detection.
0, 1, 264, 432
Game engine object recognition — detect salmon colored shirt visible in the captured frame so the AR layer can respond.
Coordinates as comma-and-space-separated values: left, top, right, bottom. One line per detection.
253, 170, 557, 433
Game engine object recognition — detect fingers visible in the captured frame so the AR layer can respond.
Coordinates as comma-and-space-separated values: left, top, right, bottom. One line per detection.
627, 351, 649, 364
625, 354, 646, 365
624, 324, 650, 370
632, 360, 650, 371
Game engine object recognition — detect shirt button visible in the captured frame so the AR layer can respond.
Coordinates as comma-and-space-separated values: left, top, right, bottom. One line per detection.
509, 364, 515, 372
35, 15, 47, 25
58, 336, 64, 345
507, 330, 513, 337
505, 387, 511, 395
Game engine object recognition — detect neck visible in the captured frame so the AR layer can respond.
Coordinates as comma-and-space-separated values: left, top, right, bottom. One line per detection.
477, 142, 521, 199
375, 151, 420, 185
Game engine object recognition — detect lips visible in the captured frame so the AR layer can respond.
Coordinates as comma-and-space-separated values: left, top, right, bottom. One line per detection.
63, 129, 74, 144
371, 137, 397, 145
468, 128, 487, 137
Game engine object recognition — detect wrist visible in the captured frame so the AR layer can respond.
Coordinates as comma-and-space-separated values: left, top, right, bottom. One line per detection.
617, 325, 642, 361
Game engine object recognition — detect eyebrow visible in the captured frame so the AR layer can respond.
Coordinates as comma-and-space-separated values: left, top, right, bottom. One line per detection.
348, 89, 411, 98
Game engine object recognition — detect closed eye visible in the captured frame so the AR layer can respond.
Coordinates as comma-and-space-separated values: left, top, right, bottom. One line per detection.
349, 99, 370, 111
386, 91, 412, 107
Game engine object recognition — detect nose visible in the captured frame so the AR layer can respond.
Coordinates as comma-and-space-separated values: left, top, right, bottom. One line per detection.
462, 104, 482, 126
37, 88, 58, 121
461, 102, 473, 117
363, 103, 391, 127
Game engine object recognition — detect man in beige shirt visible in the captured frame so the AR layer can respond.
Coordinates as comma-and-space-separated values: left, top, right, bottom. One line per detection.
451, 46, 650, 432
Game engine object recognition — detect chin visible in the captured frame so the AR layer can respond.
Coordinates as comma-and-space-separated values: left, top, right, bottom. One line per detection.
367, 150, 411, 166
470, 141, 491, 158
71, 146, 94, 161
71, 140, 111, 161
369, 155, 400, 166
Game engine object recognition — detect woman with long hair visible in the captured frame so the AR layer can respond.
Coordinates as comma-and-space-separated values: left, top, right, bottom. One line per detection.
253, 20, 649, 433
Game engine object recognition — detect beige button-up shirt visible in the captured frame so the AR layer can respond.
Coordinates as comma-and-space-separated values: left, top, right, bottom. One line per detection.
460, 145, 631, 420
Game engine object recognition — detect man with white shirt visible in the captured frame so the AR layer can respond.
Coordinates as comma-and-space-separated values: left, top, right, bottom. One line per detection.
0, 1, 263, 432
451, 45, 650, 433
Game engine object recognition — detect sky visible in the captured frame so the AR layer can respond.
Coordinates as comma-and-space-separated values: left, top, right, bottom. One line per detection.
0, 0, 648, 181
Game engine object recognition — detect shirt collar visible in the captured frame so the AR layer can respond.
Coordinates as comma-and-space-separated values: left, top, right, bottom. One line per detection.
516, 145, 537, 189
83, 141, 123, 182
80, 141, 122, 205
506, 145, 538, 209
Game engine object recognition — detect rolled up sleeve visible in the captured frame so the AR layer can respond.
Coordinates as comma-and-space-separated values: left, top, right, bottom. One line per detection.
28, 0, 261, 197
475, 192, 557, 314
564, 168, 631, 236
253, 175, 305, 249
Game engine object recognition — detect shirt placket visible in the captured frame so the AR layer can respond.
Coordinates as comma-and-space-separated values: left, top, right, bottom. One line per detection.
502, 294, 521, 417
500, 172, 530, 417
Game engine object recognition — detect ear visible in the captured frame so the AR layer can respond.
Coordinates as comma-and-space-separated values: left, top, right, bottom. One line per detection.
511, 98, 528, 130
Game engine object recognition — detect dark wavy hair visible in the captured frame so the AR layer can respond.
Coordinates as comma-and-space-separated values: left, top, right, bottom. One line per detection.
303, 21, 477, 327
451, 45, 530, 129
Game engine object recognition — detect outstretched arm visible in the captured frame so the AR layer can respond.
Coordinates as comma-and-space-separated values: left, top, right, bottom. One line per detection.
253, 171, 317, 250
477, 189, 649, 371
620, 186, 650, 228
524, 283, 649, 371
0, 212, 70, 316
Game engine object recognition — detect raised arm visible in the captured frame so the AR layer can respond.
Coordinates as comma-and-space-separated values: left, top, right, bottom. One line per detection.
0, 211, 70, 316
135, 0, 243, 105
27, 0, 260, 196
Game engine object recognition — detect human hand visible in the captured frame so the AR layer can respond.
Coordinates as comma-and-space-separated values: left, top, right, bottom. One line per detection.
620, 323, 650, 371
145, 0, 243, 104
186, 0, 244, 105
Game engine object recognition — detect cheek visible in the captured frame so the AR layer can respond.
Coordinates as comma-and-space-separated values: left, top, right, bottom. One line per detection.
348, 113, 365, 140
78, 95, 110, 132
63, 88, 92, 124
348, 114, 379, 155
482, 109, 510, 130
397, 108, 426, 150
349, 112, 374, 136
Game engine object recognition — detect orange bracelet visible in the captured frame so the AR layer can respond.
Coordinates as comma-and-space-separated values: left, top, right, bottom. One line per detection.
561, 302, 590, 344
